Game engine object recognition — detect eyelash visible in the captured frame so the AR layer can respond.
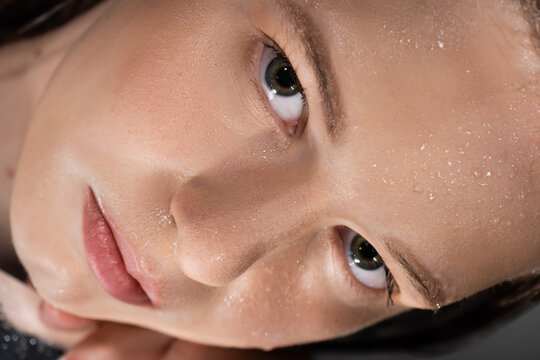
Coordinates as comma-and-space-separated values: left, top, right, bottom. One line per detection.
384, 264, 396, 307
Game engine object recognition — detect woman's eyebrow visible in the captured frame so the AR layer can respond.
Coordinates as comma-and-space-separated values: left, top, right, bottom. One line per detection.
275, 0, 345, 140
383, 235, 446, 310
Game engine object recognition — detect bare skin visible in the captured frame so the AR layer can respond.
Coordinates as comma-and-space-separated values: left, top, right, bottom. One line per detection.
1, 0, 539, 358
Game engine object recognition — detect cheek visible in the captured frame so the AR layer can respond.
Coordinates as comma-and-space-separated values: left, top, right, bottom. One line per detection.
203, 235, 399, 350
54, 0, 264, 175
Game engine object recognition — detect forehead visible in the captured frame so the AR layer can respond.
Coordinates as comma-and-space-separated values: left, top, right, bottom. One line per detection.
304, 0, 539, 301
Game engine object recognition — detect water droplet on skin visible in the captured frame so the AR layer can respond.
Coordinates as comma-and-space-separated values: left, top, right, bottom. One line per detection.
437, 40, 444, 48
486, 171, 491, 176
429, 193, 436, 200
420, 144, 426, 151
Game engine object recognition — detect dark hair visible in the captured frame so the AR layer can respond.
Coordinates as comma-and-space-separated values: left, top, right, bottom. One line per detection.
300, 274, 539, 356
0, 0, 105, 46
0, 1, 539, 357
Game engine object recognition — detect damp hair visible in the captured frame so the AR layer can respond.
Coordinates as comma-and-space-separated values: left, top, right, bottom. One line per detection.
0, 0, 106, 45
1, 0, 540, 45
299, 274, 540, 355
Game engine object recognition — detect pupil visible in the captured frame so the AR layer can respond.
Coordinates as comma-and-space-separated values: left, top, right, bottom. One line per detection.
359, 242, 377, 259
350, 235, 383, 270
275, 65, 296, 89
265, 56, 301, 96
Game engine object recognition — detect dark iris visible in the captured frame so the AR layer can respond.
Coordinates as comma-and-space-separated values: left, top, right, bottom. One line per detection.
350, 234, 384, 270
265, 56, 301, 96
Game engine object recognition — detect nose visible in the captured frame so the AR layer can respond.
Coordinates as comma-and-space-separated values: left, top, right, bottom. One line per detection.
171, 154, 320, 287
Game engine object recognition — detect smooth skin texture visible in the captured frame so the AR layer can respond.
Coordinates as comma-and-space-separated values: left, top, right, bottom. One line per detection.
1, 0, 539, 356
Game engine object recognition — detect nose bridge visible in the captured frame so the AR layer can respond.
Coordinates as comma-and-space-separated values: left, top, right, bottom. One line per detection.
172, 153, 320, 286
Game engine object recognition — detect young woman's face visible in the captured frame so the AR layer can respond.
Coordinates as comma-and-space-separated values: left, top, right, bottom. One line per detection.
10, 0, 539, 350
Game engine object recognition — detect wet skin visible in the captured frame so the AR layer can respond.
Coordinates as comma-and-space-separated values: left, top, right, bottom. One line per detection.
7, 0, 540, 351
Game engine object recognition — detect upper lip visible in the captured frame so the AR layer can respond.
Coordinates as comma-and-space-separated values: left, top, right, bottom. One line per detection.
93, 191, 163, 307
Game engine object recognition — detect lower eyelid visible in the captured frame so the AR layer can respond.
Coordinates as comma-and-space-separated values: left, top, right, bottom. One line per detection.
246, 42, 287, 134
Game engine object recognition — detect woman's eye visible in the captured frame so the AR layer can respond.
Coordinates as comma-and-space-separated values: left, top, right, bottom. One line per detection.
259, 45, 306, 136
342, 228, 388, 289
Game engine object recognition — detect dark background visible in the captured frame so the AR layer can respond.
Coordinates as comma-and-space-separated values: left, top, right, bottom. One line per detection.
316, 305, 540, 360
2, 305, 539, 359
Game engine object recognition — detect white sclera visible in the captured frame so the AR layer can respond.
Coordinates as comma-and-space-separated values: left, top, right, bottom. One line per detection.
259, 46, 304, 123
343, 229, 388, 289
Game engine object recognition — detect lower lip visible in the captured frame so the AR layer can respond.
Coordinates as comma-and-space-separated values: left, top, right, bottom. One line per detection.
83, 188, 151, 305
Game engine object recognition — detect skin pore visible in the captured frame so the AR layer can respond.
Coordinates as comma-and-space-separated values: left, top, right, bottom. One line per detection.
1, 0, 538, 352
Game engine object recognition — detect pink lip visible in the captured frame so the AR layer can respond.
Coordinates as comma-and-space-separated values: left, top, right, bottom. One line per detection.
83, 188, 159, 306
